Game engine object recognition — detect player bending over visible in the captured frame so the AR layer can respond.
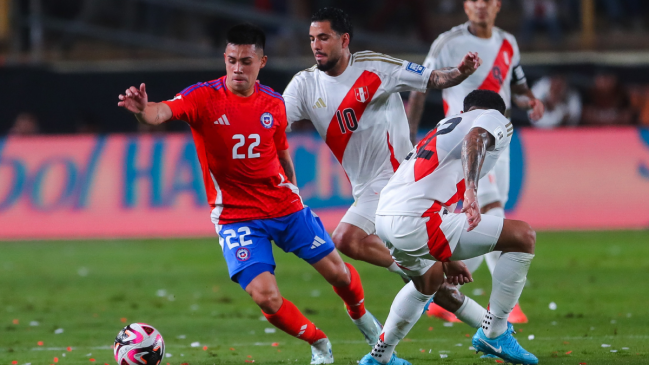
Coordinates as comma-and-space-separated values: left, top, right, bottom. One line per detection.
283, 7, 481, 281
408, 0, 544, 325
361, 90, 538, 365
118, 24, 382, 365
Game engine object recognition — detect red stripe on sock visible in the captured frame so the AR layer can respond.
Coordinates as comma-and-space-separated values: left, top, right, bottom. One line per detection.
262, 298, 327, 344
333, 263, 367, 320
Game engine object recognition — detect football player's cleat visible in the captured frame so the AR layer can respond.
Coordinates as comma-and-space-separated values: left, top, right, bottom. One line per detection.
425, 302, 461, 322
360, 353, 411, 365
472, 327, 538, 365
480, 353, 500, 359
310, 338, 333, 364
352, 310, 383, 345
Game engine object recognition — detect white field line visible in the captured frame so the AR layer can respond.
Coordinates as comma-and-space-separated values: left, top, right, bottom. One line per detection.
21, 334, 649, 352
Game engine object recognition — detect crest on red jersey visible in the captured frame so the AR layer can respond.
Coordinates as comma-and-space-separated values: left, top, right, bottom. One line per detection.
260, 112, 274, 129
355, 86, 370, 103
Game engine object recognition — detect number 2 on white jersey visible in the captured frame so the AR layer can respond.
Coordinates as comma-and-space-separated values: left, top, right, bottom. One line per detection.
232, 134, 260, 159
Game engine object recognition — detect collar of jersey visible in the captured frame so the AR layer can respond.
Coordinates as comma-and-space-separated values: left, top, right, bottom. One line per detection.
463, 21, 499, 45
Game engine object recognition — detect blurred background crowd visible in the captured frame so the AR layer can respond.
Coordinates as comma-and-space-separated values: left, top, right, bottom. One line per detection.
1, 0, 649, 135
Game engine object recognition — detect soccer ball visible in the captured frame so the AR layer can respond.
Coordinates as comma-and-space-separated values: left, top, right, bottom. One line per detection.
114, 323, 165, 365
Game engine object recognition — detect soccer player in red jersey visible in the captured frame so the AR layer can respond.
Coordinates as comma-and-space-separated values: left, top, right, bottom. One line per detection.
117, 24, 382, 364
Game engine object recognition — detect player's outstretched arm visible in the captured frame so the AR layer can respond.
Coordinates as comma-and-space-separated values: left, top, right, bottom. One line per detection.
427, 52, 481, 90
407, 90, 428, 145
277, 149, 297, 185
460, 127, 494, 232
117, 83, 172, 125
512, 83, 545, 121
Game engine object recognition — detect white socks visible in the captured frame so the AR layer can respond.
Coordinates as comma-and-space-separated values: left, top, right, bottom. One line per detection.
483, 206, 505, 275
483, 252, 534, 338
454, 295, 487, 329
371, 281, 432, 364
387, 261, 410, 280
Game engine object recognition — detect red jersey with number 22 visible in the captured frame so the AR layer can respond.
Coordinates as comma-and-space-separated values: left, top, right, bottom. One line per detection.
162, 76, 303, 225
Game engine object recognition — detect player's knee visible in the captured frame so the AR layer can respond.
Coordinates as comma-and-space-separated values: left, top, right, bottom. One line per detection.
332, 230, 358, 258
433, 283, 465, 312
517, 223, 536, 254
250, 287, 282, 314
328, 266, 351, 287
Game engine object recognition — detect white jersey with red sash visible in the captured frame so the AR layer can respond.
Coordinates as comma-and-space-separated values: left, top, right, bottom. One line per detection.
423, 22, 526, 117
283, 51, 433, 200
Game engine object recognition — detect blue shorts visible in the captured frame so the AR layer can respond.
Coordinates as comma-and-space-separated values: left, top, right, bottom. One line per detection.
217, 207, 335, 289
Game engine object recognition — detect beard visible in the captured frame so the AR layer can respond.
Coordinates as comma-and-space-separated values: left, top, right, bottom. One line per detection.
316, 55, 340, 72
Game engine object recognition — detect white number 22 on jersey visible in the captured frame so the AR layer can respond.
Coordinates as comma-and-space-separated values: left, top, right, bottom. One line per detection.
232, 134, 261, 159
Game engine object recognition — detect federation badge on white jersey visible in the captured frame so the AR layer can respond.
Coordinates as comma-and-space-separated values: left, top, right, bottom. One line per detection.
260, 112, 274, 129
406, 62, 426, 75
355, 86, 370, 103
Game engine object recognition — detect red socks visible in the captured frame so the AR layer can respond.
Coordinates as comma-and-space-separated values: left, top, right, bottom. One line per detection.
333, 263, 367, 320
263, 298, 327, 345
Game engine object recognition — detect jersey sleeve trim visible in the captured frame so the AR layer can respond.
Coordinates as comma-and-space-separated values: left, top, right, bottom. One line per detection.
180, 80, 223, 96
184, 80, 223, 95
259, 84, 285, 102
353, 51, 404, 66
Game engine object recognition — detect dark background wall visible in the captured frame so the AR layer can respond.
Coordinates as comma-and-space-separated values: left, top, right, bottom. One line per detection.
2, 64, 648, 135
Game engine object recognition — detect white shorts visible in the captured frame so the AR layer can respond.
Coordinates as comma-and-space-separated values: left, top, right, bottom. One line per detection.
376, 206, 503, 277
340, 183, 386, 235
478, 145, 510, 207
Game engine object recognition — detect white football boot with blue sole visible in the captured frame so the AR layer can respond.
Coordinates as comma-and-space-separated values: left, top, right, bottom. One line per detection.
360, 353, 411, 365
310, 338, 333, 364
352, 310, 383, 345
472, 326, 538, 365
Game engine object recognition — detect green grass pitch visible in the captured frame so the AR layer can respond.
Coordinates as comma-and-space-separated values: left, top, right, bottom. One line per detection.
1, 231, 648, 365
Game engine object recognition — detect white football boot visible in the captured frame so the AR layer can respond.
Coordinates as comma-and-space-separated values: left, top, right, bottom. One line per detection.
310, 338, 334, 364
352, 310, 383, 345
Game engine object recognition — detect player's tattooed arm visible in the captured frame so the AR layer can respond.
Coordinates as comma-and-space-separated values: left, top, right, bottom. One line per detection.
407, 90, 428, 145
277, 149, 297, 185
427, 52, 481, 90
460, 127, 494, 231
512, 83, 544, 121
118, 83, 172, 125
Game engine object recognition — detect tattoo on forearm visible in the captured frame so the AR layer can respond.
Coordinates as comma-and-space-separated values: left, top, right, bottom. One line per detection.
429, 67, 465, 89
461, 129, 490, 189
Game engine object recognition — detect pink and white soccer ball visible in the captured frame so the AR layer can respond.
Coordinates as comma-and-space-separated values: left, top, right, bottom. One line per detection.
114, 323, 165, 365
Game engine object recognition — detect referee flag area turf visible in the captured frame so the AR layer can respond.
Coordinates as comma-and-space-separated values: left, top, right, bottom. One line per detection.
1, 231, 648, 364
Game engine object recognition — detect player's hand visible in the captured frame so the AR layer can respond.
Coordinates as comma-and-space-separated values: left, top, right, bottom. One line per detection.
118, 83, 148, 114
457, 52, 481, 76
461, 188, 481, 232
443, 261, 473, 285
528, 98, 545, 122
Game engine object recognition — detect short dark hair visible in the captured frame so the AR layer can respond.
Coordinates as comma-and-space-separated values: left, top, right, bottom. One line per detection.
226, 23, 266, 52
311, 7, 354, 41
463, 90, 506, 115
